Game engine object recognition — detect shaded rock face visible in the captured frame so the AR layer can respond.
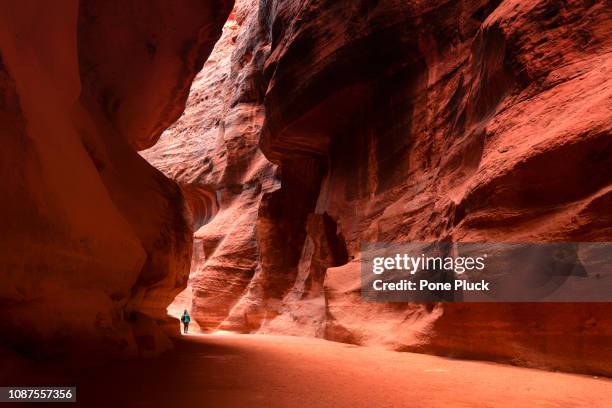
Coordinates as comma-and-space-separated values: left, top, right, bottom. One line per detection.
0, 0, 231, 357
144, 0, 611, 374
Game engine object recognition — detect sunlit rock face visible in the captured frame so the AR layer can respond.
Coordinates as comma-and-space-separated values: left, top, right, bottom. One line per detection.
258, 0, 612, 376
144, 0, 611, 374
143, 0, 281, 333
0, 0, 231, 357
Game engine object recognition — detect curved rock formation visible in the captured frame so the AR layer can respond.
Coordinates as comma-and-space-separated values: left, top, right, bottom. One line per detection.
0, 0, 232, 357
145, 1, 279, 332
143, 0, 611, 375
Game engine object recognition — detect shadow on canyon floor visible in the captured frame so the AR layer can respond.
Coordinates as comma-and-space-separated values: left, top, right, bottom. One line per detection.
5, 333, 612, 407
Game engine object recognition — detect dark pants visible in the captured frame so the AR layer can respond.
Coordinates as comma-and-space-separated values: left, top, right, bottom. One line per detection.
183, 322, 189, 334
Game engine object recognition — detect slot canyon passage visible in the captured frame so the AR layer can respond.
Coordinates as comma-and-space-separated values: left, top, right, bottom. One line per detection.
1, 0, 612, 406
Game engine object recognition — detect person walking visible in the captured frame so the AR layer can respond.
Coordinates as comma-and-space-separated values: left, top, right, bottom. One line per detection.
181, 310, 191, 334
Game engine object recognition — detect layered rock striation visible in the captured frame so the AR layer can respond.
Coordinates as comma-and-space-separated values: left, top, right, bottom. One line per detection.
144, 0, 611, 374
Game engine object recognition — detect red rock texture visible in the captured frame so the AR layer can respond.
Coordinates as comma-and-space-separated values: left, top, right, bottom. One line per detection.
144, 0, 280, 333
0, 0, 232, 357
143, 0, 611, 375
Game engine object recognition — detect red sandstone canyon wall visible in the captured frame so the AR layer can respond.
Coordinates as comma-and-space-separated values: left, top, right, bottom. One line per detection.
144, 0, 611, 374
143, 0, 281, 332
0, 0, 232, 357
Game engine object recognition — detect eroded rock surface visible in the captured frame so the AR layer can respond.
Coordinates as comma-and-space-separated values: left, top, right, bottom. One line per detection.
144, 0, 281, 333
0, 0, 231, 357
144, 0, 611, 375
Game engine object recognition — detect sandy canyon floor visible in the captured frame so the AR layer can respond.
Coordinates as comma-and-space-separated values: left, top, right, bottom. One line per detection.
8, 333, 612, 407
